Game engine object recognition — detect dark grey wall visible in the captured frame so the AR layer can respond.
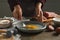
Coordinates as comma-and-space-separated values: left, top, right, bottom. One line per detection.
0, 0, 60, 17
0, 0, 12, 17
43, 0, 60, 14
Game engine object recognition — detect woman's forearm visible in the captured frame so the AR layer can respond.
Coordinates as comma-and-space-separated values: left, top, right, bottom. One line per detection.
35, 3, 43, 22
36, 3, 42, 16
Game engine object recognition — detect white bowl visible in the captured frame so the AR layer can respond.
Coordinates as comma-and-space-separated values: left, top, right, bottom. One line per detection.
53, 18, 60, 26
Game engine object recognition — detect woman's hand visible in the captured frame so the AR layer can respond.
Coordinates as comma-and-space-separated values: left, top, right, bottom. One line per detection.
36, 15, 47, 22
44, 11, 58, 18
35, 10, 47, 22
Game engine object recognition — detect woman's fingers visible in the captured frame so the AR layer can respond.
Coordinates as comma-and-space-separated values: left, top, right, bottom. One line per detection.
13, 12, 19, 20
18, 12, 22, 20
42, 16, 47, 20
13, 12, 22, 20
45, 11, 58, 18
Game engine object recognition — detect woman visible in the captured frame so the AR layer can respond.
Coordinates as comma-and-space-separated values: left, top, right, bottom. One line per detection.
8, 0, 58, 22
8, 0, 60, 31
8, 0, 47, 22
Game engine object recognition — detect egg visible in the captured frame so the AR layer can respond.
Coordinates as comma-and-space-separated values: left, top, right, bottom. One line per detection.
55, 27, 60, 34
25, 24, 38, 29
47, 25, 54, 31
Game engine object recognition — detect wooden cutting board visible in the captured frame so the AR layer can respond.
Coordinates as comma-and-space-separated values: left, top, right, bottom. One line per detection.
0, 35, 14, 40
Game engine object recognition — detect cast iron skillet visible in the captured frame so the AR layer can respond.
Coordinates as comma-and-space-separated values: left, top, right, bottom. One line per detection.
16, 21, 47, 33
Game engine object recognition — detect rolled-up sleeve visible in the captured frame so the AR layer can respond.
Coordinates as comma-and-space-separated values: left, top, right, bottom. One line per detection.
37, 0, 46, 4
35, 0, 46, 8
8, 0, 20, 11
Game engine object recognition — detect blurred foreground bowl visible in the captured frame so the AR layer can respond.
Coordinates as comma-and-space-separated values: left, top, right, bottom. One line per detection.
0, 18, 12, 28
53, 18, 60, 26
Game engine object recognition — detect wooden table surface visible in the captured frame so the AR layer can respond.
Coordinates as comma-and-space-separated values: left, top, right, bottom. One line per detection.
0, 35, 14, 40
20, 31, 60, 40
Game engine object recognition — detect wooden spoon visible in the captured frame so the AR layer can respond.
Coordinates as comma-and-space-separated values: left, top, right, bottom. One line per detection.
43, 18, 53, 22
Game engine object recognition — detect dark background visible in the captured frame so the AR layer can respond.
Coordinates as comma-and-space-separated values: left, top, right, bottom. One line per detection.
0, 0, 60, 17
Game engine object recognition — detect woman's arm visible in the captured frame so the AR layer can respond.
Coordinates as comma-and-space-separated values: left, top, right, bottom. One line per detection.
35, 2, 42, 16
13, 5, 22, 20
8, 0, 22, 20
35, 2, 43, 22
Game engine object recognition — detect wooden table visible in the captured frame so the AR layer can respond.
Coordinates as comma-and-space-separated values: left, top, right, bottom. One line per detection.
20, 31, 60, 40
0, 35, 14, 40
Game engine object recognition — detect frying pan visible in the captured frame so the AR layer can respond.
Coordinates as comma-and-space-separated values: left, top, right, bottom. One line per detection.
16, 21, 47, 33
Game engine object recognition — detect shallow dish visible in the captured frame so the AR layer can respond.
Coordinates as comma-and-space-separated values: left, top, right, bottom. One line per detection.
0, 18, 12, 28
16, 21, 46, 33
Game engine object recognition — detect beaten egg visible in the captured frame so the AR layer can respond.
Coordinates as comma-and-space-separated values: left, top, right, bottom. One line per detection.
25, 24, 38, 29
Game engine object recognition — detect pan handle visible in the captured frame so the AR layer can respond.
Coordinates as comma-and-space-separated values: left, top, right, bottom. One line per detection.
40, 25, 47, 30
40, 22, 50, 30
